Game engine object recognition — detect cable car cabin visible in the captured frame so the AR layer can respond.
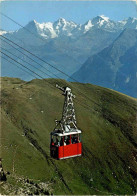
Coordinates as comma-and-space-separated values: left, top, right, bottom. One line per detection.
50, 127, 82, 160
50, 84, 82, 160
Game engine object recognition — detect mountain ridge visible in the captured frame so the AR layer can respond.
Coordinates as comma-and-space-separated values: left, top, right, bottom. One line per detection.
2, 16, 137, 39
71, 28, 137, 97
1, 16, 137, 97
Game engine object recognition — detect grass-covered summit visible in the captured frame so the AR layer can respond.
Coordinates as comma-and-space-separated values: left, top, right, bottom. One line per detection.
1, 77, 137, 195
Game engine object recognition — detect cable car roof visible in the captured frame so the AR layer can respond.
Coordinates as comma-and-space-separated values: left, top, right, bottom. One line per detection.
51, 129, 81, 136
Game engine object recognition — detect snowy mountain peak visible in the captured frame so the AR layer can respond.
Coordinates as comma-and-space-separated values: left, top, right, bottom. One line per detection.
54, 18, 77, 27
79, 15, 115, 32
83, 20, 93, 33
92, 15, 111, 24
6, 16, 137, 40
54, 18, 67, 29
99, 15, 110, 21
53, 18, 77, 36
57, 17, 67, 24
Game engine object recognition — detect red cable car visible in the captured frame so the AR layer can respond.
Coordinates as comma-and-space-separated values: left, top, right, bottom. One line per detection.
50, 85, 82, 160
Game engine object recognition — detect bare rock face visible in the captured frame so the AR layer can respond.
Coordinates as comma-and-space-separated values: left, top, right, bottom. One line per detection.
0, 158, 7, 181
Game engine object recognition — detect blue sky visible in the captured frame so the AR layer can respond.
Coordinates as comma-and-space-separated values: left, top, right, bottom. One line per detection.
1, 1, 137, 31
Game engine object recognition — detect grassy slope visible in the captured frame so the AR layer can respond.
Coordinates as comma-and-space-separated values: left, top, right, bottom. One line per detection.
1, 77, 137, 195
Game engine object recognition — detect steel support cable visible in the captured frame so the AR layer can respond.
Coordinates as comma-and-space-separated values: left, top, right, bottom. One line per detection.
1, 56, 39, 90
0, 50, 57, 91
0, 43, 58, 89
0, 42, 100, 114
1, 56, 56, 102
1, 57, 94, 115
1, 41, 96, 108
0, 35, 101, 108
1, 55, 38, 79
1, 56, 63, 121
0, 34, 126, 106
0, 50, 97, 114
0, 29, 25, 46
0, 38, 59, 79
0, 46, 56, 79
0, 34, 78, 81
0, 50, 89, 114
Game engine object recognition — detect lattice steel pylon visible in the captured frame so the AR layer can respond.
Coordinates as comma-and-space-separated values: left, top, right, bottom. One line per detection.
55, 84, 77, 133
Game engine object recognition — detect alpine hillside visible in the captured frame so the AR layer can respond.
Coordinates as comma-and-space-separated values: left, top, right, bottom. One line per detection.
1, 77, 137, 195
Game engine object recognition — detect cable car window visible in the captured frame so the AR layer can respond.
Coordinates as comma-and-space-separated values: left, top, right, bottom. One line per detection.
64, 136, 67, 146
63, 135, 70, 145
66, 135, 70, 145
71, 134, 78, 144
56, 136, 61, 146
60, 136, 64, 146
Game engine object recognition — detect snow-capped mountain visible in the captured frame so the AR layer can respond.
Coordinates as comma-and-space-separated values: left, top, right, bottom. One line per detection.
1, 16, 137, 97
77, 15, 137, 34
81, 15, 117, 33
53, 18, 77, 36
2, 16, 137, 40
20, 16, 137, 39
18, 18, 78, 39
3, 15, 134, 41
27, 20, 57, 39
